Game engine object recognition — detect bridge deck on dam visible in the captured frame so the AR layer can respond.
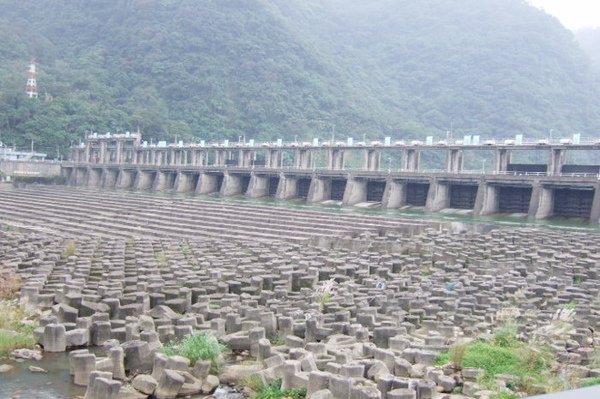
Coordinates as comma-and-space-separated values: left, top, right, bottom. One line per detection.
0, 185, 426, 242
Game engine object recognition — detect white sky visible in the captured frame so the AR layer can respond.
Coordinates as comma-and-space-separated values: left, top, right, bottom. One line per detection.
528, 0, 600, 30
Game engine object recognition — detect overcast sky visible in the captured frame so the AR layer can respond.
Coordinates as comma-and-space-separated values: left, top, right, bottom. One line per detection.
528, 0, 600, 30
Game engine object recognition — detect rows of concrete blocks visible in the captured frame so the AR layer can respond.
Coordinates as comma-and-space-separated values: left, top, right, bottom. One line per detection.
63, 165, 600, 222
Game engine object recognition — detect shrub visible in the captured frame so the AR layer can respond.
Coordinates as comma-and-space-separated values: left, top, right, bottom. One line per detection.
163, 332, 226, 371
268, 334, 286, 346
449, 341, 468, 367
62, 242, 77, 258
155, 251, 168, 266
0, 272, 22, 300
494, 324, 519, 348
251, 379, 306, 399
582, 377, 600, 387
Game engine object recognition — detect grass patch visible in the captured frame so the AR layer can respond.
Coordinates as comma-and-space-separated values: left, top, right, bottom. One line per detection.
125, 238, 135, 249
268, 334, 286, 346
155, 251, 168, 267
565, 301, 578, 310
0, 330, 36, 356
318, 292, 332, 307
582, 377, 600, 387
490, 392, 519, 399
163, 332, 226, 372
62, 242, 77, 258
0, 272, 22, 300
250, 379, 306, 399
436, 340, 468, 368
180, 241, 191, 256
0, 301, 38, 356
435, 325, 553, 395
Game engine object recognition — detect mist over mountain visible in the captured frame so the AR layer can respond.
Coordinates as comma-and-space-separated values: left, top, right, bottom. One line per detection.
576, 27, 600, 70
0, 0, 598, 155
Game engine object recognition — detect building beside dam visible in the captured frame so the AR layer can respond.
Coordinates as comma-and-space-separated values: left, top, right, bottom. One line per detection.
65, 132, 600, 223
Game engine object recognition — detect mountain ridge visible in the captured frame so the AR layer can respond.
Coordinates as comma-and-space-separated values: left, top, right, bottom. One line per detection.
0, 0, 598, 156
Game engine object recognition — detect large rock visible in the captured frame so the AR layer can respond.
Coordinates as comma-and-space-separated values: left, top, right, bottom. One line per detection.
201, 374, 220, 395
154, 369, 185, 399
42, 324, 67, 352
132, 374, 158, 395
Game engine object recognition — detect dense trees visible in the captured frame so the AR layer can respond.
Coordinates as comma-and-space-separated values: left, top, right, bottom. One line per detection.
0, 0, 598, 157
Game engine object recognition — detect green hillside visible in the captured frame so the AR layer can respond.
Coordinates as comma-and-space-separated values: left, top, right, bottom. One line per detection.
0, 0, 598, 157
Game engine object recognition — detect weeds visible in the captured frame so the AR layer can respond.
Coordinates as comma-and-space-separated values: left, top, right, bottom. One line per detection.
0, 272, 22, 300
250, 379, 306, 399
314, 278, 336, 310
490, 392, 519, 399
268, 334, 286, 346
582, 377, 600, 387
180, 241, 191, 257
62, 242, 78, 258
565, 301, 578, 310
0, 301, 38, 356
435, 325, 553, 396
125, 238, 135, 249
155, 251, 168, 267
163, 332, 226, 372
0, 330, 36, 356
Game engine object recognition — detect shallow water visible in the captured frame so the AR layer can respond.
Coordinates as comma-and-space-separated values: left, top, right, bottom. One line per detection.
0, 352, 85, 399
0, 351, 244, 399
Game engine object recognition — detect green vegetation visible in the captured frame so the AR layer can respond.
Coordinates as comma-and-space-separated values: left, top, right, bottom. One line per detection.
436, 324, 553, 396
490, 392, 519, 399
0, 330, 36, 356
318, 292, 332, 307
582, 377, 600, 387
180, 241, 191, 257
162, 332, 226, 372
0, 271, 21, 300
0, 0, 599, 157
155, 251, 168, 267
250, 379, 306, 399
565, 301, 578, 310
0, 301, 38, 356
267, 334, 286, 346
62, 242, 77, 258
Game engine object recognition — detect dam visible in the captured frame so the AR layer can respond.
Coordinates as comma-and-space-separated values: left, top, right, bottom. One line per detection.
64, 132, 600, 223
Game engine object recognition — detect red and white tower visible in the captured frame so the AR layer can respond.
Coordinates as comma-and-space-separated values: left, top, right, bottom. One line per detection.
25, 59, 39, 98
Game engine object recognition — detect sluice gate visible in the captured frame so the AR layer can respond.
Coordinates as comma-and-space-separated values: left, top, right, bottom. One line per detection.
449, 184, 478, 209
331, 179, 347, 201
366, 181, 386, 202
406, 183, 429, 206
296, 178, 311, 199
498, 186, 532, 214
241, 175, 251, 195
268, 177, 279, 197
553, 188, 594, 219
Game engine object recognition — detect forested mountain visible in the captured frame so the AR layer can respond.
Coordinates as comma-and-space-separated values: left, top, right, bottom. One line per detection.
0, 0, 598, 157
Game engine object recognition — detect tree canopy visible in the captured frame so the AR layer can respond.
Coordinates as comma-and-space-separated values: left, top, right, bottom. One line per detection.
0, 0, 598, 156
